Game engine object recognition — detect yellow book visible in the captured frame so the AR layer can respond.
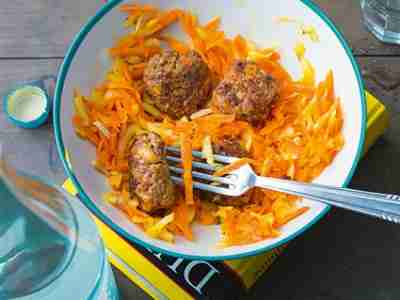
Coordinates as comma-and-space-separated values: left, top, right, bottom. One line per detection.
64, 91, 389, 300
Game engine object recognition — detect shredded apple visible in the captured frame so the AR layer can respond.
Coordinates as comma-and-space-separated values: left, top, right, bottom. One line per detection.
72, 3, 344, 246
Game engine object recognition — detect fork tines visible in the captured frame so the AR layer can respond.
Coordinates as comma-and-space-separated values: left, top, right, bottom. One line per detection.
165, 146, 236, 188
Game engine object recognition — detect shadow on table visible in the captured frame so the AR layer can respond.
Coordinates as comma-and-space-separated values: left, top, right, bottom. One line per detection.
248, 139, 400, 300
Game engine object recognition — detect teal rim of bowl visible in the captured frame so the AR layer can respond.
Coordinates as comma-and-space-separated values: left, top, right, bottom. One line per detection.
4, 85, 50, 129
53, 0, 367, 260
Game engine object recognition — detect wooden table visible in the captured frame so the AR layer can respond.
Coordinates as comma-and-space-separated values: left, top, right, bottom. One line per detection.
1, 1, 399, 299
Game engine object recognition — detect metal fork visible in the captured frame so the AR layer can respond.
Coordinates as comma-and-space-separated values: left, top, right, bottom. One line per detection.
165, 146, 400, 224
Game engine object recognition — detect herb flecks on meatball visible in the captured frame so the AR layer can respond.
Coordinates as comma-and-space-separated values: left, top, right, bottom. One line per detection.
128, 132, 176, 214
213, 60, 278, 127
144, 50, 212, 120
213, 135, 248, 158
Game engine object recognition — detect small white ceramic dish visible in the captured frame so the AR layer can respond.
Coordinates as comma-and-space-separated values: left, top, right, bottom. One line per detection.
54, 0, 366, 260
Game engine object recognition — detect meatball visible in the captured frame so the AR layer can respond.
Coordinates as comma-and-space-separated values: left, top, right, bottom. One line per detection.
128, 132, 176, 214
143, 50, 212, 119
213, 135, 248, 158
203, 136, 253, 207
212, 60, 278, 127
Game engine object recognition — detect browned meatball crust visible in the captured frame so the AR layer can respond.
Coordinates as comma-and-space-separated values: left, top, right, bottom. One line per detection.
143, 50, 212, 119
128, 132, 176, 214
213, 135, 248, 158
203, 136, 253, 207
212, 60, 278, 127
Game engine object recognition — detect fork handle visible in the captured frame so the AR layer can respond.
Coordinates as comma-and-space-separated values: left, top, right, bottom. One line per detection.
254, 176, 400, 223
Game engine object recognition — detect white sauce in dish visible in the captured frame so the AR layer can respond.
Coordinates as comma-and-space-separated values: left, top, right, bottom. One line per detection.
7, 86, 47, 122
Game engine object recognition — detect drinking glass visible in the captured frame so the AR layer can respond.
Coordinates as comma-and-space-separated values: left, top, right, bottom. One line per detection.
361, 0, 400, 44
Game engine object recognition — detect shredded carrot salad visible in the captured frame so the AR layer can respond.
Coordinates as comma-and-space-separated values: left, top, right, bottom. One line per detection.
72, 3, 344, 246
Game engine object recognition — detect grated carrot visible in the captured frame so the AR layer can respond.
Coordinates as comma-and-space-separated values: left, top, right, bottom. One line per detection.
204, 16, 221, 31
233, 35, 248, 59
196, 200, 219, 225
159, 35, 190, 54
214, 158, 254, 177
274, 206, 310, 227
180, 131, 194, 204
109, 45, 161, 58
173, 199, 195, 240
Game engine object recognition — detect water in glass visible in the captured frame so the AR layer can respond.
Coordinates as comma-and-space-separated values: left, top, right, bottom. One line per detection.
361, 0, 400, 44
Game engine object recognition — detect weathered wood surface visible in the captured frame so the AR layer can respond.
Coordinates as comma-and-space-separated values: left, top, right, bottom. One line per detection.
0, 1, 399, 300
0, 0, 101, 58
317, 1, 400, 56
0, 0, 399, 57
0, 60, 60, 131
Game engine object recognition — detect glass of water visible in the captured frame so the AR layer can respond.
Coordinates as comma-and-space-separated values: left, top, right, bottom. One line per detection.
0, 133, 120, 300
361, 0, 400, 44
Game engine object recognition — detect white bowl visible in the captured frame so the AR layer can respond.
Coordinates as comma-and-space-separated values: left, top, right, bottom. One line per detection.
54, 0, 366, 260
